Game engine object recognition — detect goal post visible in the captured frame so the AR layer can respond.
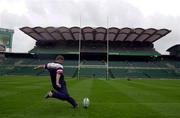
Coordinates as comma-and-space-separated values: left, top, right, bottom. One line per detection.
106, 16, 109, 80
77, 15, 82, 80
77, 16, 110, 80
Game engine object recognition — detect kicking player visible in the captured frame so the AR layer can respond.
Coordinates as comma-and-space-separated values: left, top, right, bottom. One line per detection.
34, 55, 78, 108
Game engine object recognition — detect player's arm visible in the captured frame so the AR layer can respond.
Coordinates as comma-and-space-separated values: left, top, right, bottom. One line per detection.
56, 69, 63, 88
34, 65, 45, 70
56, 73, 61, 88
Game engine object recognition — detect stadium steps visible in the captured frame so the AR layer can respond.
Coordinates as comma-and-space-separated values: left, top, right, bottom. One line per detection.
109, 69, 115, 78
79, 68, 107, 78
81, 60, 106, 65
7, 66, 35, 75
64, 67, 77, 78
142, 69, 178, 78
1, 57, 179, 78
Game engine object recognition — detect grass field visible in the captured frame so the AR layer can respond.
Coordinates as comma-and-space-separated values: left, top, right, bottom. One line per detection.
0, 76, 180, 118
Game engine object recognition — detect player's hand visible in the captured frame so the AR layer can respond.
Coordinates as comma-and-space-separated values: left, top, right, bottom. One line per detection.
56, 83, 61, 88
33, 65, 45, 70
34, 66, 38, 70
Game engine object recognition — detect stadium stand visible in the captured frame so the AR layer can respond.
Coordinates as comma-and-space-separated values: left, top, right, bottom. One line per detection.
0, 44, 5, 52
0, 52, 179, 78
167, 44, 180, 58
0, 26, 179, 79
0, 50, 5, 63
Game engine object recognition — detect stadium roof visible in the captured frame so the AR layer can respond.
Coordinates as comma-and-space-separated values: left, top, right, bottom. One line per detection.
20, 27, 171, 43
167, 44, 180, 52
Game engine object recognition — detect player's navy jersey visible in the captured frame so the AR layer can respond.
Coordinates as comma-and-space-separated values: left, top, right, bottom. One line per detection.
45, 62, 65, 89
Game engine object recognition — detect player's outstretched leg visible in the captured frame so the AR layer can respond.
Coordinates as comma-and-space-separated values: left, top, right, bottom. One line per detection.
51, 90, 78, 108
66, 95, 78, 108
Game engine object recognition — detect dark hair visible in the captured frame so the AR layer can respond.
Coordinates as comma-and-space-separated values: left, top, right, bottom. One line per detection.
55, 55, 64, 61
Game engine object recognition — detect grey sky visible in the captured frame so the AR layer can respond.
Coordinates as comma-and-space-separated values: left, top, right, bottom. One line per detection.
0, 0, 179, 54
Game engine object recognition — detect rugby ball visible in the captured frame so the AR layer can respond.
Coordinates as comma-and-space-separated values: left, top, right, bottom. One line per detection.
83, 97, 90, 108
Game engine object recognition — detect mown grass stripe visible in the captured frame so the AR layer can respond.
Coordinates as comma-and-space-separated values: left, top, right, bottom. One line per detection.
1, 76, 180, 118
104, 80, 166, 118
124, 80, 180, 103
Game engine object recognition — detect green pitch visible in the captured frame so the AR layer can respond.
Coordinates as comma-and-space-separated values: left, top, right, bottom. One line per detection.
0, 76, 180, 118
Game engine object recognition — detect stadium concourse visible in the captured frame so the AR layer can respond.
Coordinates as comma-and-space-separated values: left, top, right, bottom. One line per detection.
0, 26, 180, 79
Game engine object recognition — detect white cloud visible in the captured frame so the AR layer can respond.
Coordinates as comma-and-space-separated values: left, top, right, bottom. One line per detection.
125, 0, 180, 16
12, 28, 35, 52
0, 0, 27, 15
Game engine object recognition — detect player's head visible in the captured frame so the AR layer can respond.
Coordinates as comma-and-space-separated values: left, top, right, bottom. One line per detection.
55, 55, 64, 64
